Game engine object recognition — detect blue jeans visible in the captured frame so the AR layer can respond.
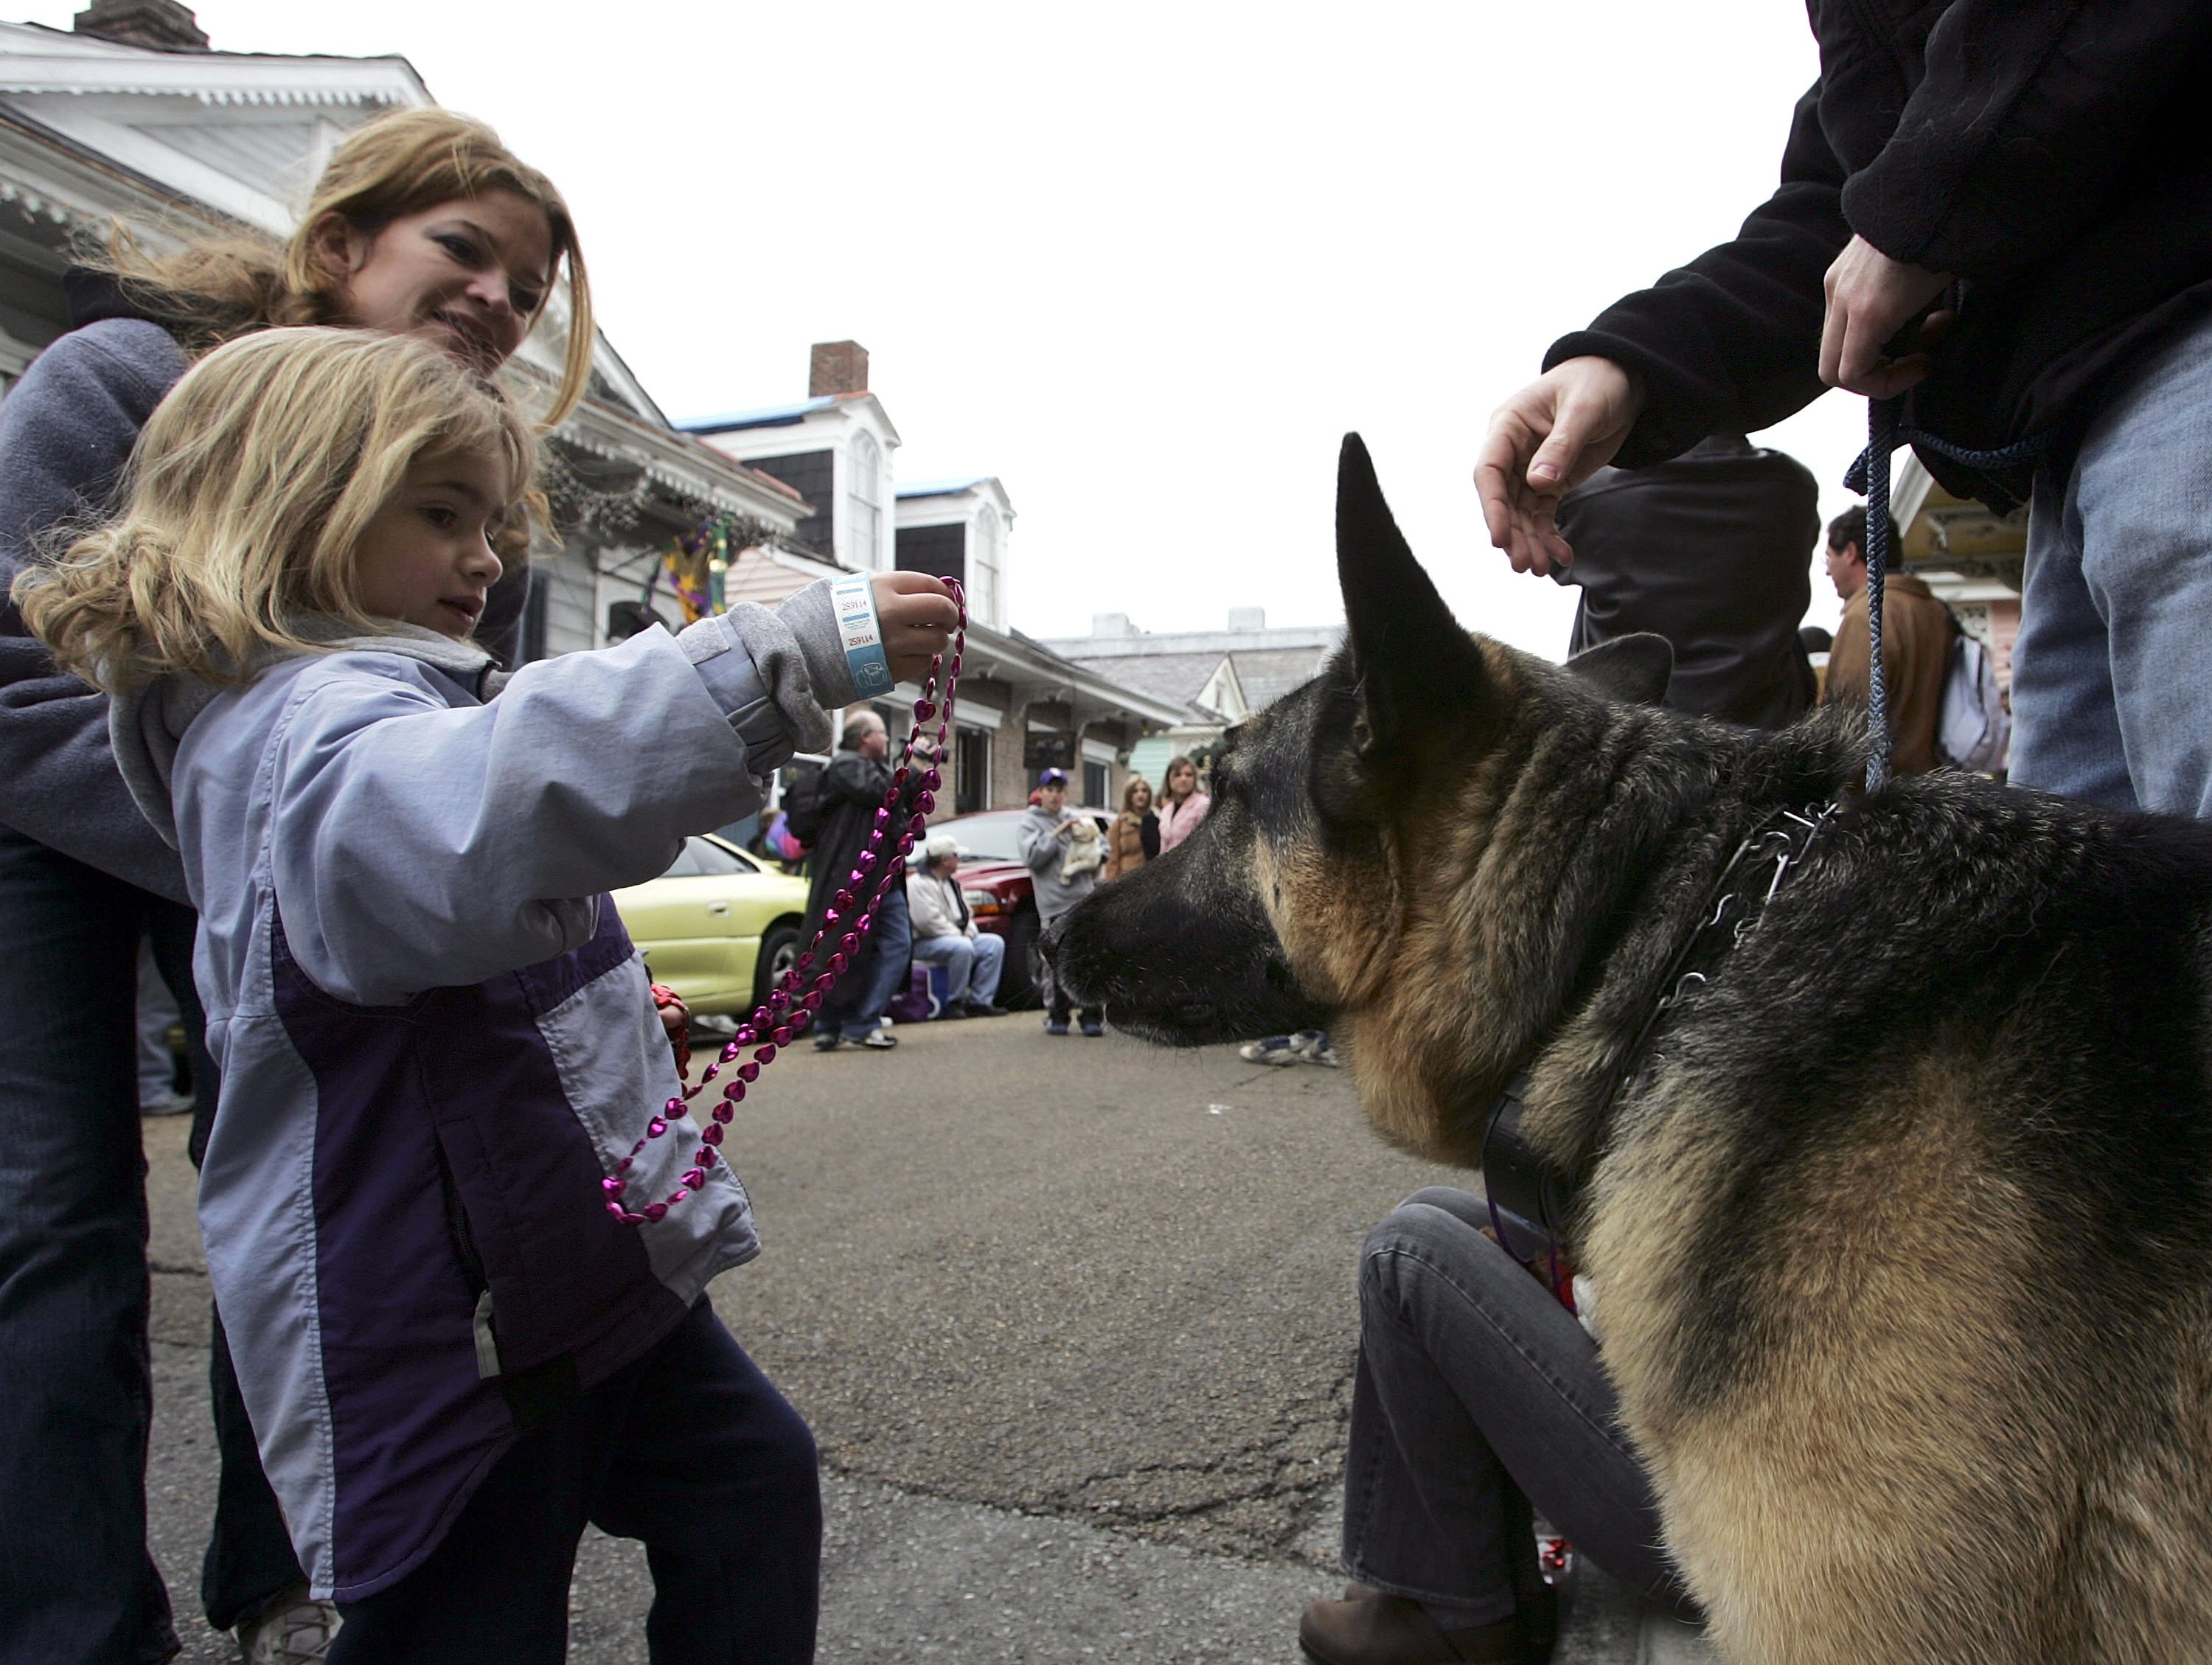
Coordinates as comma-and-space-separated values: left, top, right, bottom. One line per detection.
0, 827, 301, 1663
909, 930, 1005, 1007
2012, 309, 2212, 816
821, 887, 910, 1041
327, 1299, 819, 1665
1343, 1189, 1694, 1624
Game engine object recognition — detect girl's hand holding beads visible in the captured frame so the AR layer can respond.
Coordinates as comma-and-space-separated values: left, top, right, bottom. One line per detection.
872, 571, 959, 684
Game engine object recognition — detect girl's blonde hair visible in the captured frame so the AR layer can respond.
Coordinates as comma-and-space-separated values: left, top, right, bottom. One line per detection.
1121, 774, 1153, 814
86, 107, 594, 426
15, 327, 535, 693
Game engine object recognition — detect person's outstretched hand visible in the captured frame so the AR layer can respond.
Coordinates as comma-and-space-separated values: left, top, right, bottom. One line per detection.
1475, 356, 1643, 574
1819, 235, 1952, 397
873, 571, 961, 684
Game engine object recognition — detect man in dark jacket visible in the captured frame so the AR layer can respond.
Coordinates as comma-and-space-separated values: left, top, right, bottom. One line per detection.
1554, 435, 1819, 730
1476, 0, 2212, 816
807, 710, 922, 1052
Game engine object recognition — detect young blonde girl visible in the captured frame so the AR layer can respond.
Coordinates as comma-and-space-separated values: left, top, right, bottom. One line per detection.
19, 327, 956, 1663
0, 105, 596, 1657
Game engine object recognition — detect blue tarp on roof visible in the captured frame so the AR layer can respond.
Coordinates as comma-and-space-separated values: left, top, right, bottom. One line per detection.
675, 396, 837, 434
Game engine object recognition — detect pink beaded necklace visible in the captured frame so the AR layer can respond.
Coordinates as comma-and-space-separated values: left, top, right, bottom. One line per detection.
605, 580, 968, 1226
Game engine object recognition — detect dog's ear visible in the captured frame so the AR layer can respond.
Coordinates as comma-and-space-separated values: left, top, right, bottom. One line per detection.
1565, 633, 1673, 706
1335, 434, 1490, 765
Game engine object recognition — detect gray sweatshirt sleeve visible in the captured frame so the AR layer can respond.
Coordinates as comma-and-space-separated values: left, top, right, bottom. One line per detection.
1015, 812, 1060, 877
267, 591, 846, 1006
0, 319, 192, 901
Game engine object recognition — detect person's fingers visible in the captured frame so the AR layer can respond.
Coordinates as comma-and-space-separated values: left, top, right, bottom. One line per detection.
1818, 295, 1846, 387
1530, 495, 1573, 571
1479, 362, 1635, 567
1475, 418, 1535, 550
877, 585, 961, 633
1531, 366, 1632, 498
1503, 511, 1564, 576
1843, 302, 1893, 392
878, 569, 953, 597
1525, 414, 1583, 490
873, 571, 959, 631
1852, 353, 1935, 399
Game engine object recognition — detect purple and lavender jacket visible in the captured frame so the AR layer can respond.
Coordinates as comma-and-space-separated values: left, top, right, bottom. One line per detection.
110, 593, 852, 1601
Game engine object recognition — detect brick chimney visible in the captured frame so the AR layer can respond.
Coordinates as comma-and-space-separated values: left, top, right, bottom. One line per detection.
74, 0, 209, 49
808, 341, 869, 398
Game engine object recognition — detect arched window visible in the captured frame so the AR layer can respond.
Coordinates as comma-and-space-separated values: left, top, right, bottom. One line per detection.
970, 504, 1000, 627
846, 431, 882, 569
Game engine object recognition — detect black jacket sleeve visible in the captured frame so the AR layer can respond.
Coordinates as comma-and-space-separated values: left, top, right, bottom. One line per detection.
822, 751, 889, 807
1844, 0, 2212, 283
1543, 84, 1850, 468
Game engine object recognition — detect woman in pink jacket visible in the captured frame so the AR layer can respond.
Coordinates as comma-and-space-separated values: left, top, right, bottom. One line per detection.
1156, 754, 1211, 853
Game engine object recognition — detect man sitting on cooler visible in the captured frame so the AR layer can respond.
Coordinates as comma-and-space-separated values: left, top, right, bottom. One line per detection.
905, 832, 1009, 1018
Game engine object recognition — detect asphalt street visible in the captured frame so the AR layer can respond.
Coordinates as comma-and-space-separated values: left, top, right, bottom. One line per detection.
143, 1014, 1705, 1663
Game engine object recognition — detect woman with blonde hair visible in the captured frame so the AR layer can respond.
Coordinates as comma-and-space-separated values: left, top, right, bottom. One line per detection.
0, 107, 593, 1664
1102, 774, 1157, 880
18, 325, 956, 1661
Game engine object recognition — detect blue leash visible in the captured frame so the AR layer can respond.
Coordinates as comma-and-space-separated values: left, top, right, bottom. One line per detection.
1843, 401, 2046, 792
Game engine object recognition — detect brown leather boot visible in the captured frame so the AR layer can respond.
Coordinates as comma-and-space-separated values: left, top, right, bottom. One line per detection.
1297, 1587, 1532, 1665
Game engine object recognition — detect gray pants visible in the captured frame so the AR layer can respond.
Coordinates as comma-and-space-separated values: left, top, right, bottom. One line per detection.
1342, 1188, 1696, 1624
1036, 906, 1101, 1024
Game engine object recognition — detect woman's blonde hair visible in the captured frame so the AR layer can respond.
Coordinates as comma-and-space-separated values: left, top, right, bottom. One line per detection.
86, 107, 594, 426
15, 327, 535, 693
1121, 774, 1153, 814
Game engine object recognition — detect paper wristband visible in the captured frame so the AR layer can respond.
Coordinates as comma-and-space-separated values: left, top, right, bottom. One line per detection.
830, 573, 894, 698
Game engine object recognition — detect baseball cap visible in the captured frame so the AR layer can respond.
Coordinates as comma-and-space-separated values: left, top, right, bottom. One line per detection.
1037, 767, 1069, 787
922, 832, 960, 862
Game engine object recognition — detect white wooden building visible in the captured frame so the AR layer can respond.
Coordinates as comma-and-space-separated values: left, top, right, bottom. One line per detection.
686, 343, 1185, 812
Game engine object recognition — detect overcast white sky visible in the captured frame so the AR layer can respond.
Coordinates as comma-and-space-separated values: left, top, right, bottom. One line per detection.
22, 0, 1867, 652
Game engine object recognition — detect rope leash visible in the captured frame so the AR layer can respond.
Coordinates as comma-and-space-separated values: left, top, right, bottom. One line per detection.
1843, 402, 2046, 793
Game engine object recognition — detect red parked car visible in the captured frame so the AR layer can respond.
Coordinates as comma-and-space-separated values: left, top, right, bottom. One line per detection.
919, 807, 1111, 1009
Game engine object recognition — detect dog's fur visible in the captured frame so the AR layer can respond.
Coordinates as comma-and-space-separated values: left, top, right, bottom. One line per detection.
1051, 437, 2212, 1665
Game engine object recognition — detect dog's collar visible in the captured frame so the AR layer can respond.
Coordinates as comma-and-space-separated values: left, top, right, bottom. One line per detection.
1620, 799, 1840, 1082
1481, 800, 1839, 1251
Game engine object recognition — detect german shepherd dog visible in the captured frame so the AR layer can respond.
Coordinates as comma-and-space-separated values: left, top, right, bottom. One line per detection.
1050, 437, 2212, 1664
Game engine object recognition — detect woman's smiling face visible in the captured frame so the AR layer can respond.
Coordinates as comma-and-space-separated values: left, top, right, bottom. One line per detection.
318, 190, 554, 376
